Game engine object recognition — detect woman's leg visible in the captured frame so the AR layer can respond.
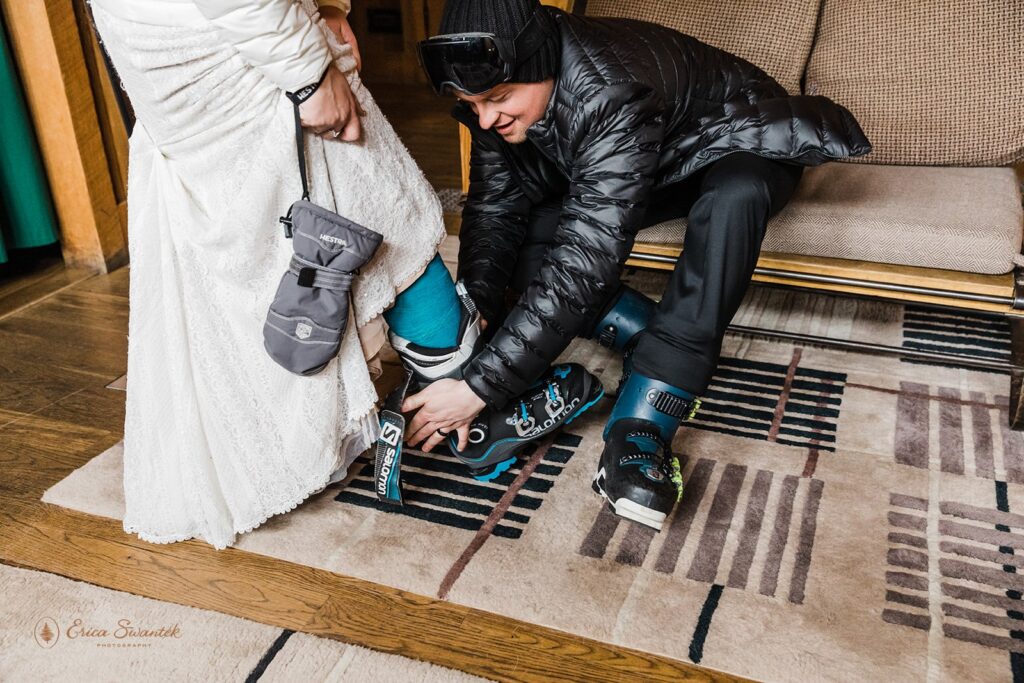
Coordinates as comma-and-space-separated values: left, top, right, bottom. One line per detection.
384, 253, 461, 349
384, 251, 481, 391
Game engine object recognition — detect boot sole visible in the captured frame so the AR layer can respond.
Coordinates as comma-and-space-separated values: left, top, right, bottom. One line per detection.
468, 455, 517, 482
591, 475, 668, 531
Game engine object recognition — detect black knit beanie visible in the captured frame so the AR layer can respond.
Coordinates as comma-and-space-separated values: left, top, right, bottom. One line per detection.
439, 0, 559, 84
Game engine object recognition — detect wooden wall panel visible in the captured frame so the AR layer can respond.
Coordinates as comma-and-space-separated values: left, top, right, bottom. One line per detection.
74, 0, 129, 204
0, 0, 126, 273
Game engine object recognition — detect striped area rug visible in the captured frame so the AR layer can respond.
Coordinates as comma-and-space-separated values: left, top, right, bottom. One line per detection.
43, 275, 1024, 682
337, 434, 582, 540
901, 305, 1012, 369
690, 354, 844, 452
883, 487, 1024, 655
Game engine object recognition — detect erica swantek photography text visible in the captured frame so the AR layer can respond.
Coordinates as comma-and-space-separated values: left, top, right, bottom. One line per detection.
35, 616, 184, 649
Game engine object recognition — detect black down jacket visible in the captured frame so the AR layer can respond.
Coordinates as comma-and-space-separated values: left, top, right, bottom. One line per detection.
456, 8, 871, 410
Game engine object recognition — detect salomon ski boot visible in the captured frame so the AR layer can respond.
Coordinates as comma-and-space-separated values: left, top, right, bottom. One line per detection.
387, 281, 482, 391
593, 371, 700, 530
375, 281, 482, 505
449, 363, 605, 481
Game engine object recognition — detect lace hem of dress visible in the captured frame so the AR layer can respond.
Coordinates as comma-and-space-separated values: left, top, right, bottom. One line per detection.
354, 231, 447, 330
122, 411, 377, 551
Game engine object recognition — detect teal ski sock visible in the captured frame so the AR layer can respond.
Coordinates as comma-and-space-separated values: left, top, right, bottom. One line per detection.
384, 254, 460, 348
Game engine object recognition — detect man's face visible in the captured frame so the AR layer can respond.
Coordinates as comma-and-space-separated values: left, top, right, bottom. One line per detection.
454, 80, 555, 144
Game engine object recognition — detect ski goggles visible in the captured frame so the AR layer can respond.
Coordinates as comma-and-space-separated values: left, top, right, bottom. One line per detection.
417, 9, 551, 95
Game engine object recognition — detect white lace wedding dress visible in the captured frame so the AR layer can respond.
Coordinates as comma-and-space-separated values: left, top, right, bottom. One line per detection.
90, 0, 444, 549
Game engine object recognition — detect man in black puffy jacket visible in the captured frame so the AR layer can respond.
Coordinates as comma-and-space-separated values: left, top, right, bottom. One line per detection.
410, 0, 870, 530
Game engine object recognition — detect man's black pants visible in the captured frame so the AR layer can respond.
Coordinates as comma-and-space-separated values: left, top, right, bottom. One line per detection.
509, 152, 804, 397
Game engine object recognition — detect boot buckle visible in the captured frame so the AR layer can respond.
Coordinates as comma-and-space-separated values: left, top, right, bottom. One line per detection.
511, 402, 536, 437
685, 398, 702, 421
597, 325, 618, 348
544, 383, 565, 418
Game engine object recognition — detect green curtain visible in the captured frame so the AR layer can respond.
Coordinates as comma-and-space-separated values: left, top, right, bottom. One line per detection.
0, 15, 59, 265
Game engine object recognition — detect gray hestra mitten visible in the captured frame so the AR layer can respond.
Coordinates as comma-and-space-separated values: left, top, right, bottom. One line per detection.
263, 200, 382, 375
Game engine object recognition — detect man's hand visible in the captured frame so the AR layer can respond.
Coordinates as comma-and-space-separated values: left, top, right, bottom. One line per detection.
318, 5, 362, 72
402, 379, 487, 453
298, 64, 365, 141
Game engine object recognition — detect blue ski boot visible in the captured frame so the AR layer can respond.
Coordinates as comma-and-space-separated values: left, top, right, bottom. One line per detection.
449, 363, 605, 481
589, 285, 655, 393
590, 285, 654, 352
592, 371, 700, 530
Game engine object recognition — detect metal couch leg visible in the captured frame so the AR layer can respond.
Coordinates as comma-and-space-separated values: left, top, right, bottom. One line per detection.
1010, 317, 1024, 430
1009, 268, 1024, 430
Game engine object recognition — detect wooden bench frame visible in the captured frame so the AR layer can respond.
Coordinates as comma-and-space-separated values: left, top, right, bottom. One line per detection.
628, 244, 1024, 428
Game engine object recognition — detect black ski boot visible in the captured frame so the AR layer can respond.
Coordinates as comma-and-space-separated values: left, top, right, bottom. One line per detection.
592, 371, 700, 530
449, 363, 605, 481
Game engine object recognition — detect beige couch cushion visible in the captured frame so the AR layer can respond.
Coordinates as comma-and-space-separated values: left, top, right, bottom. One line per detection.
584, 0, 820, 95
636, 165, 1024, 274
805, 1, 1024, 166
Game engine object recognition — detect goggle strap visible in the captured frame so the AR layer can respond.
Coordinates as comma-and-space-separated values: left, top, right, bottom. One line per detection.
512, 9, 552, 64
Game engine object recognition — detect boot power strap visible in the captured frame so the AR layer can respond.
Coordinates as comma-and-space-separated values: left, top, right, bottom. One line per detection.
646, 389, 701, 422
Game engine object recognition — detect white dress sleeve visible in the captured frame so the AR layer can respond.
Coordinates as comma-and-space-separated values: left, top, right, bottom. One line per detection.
192, 0, 332, 92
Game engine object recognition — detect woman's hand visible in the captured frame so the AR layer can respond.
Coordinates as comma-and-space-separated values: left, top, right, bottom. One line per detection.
318, 5, 362, 72
298, 64, 365, 141
402, 379, 487, 453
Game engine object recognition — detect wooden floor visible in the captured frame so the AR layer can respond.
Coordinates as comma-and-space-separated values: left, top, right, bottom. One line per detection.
0, 249, 91, 320
0, 90, 739, 680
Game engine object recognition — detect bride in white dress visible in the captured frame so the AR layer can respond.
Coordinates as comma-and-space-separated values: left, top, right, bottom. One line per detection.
89, 0, 445, 549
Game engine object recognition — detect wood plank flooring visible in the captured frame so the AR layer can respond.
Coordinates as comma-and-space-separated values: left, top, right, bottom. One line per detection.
0, 253, 92, 320
0, 265, 739, 681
